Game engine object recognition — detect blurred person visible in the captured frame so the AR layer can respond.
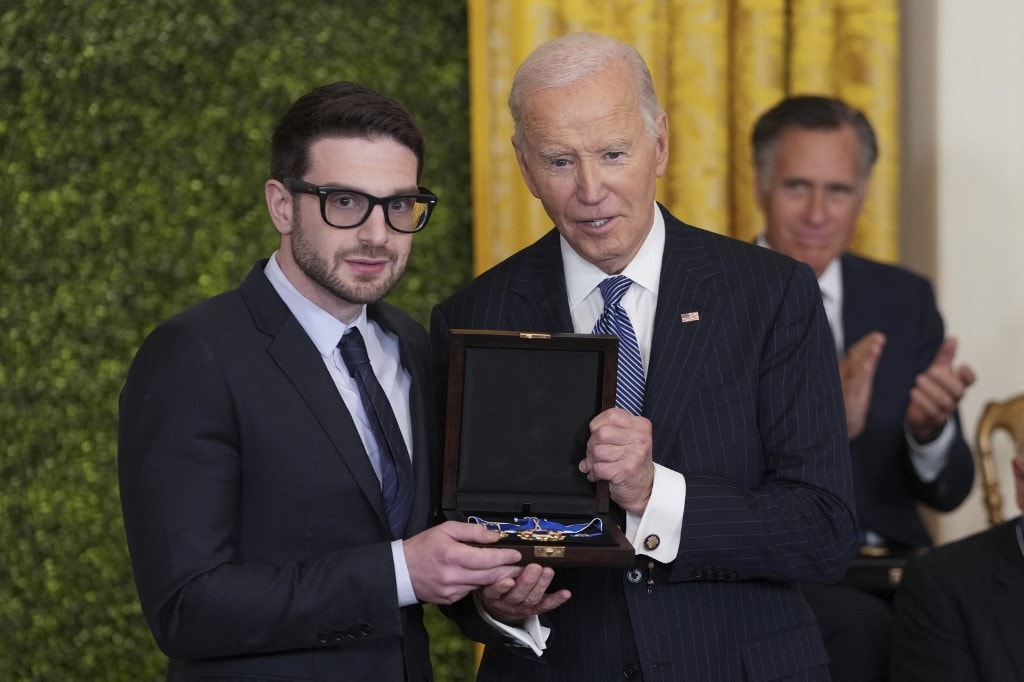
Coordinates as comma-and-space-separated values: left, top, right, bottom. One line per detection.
891, 452, 1024, 681
118, 81, 522, 681
752, 94, 977, 681
431, 33, 858, 681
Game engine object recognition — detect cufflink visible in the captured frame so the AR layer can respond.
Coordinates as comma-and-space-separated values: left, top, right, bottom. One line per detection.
643, 533, 661, 551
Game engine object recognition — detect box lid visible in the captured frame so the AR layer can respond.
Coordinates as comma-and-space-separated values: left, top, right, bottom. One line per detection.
441, 329, 619, 517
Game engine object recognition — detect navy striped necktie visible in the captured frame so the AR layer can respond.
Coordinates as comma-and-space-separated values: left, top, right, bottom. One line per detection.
338, 327, 413, 538
592, 275, 645, 416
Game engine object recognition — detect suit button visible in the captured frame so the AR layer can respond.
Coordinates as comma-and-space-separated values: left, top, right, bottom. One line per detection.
729, 572, 738, 581
623, 663, 641, 678
626, 568, 643, 584
332, 629, 345, 641
317, 631, 329, 643
360, 622, 373, 636
692, 568, 704, 579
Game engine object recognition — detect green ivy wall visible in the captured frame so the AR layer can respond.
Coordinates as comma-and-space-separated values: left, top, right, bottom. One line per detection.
0, 1, 475, 678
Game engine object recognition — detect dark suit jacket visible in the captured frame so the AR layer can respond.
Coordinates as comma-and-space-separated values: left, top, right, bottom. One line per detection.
840, 253, 974, 548
118, 261, 438, 681
891, 518, 1024, 681
430, 206, 859, 681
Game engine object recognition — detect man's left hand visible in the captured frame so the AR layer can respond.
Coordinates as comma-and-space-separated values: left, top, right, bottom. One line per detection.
580, 407, 654, 516
906, 336, 976, 443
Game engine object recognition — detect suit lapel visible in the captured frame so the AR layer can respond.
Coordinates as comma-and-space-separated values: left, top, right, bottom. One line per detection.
840, 253, 876, 355
507, 231, 575, 332
511, 220, 723, 457
240, 265, 390, 531
645, 213, 722, 459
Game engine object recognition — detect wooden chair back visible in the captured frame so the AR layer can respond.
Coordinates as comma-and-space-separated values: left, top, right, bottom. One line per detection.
974, 393, 1024, 527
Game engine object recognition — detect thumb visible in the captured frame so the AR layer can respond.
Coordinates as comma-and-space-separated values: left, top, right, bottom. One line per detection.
931, 336, 958, 368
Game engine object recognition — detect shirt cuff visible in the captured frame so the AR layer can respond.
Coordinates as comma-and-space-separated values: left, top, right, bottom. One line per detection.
472, 592, 551, 656
626, 462, 685, 562
905, 418, 956, 483
392, 540, 417, 607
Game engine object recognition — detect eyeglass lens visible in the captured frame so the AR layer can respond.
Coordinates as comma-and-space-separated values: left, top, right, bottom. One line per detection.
324, 191, 429, 231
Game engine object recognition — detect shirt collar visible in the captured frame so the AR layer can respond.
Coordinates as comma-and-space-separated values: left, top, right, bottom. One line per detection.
562, 202, 665, 308
264, 251, 367, 357
817, 256, 843, 304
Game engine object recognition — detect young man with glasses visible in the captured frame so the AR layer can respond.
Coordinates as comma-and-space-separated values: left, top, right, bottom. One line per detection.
118, 81, 522, 681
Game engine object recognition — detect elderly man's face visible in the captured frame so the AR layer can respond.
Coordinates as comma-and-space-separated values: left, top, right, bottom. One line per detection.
755, 124, 867, 277
512, 61, 669, 275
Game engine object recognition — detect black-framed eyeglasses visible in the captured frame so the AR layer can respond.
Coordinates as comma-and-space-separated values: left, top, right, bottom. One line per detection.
283, 178, 437, 233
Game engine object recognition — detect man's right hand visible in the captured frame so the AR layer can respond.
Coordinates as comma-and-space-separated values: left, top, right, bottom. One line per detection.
840, 331, 886, 439
404, 521, 523, 605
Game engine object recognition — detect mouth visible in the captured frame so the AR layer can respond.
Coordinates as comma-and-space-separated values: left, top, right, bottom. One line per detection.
344, 252, 393, 276
577, 216, 612, 230
794, 230, 835, 248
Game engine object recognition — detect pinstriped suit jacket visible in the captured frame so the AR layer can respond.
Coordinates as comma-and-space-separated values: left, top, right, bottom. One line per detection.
431, 207, 858, 681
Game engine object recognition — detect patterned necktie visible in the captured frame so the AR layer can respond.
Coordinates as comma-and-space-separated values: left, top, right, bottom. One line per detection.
592, 275, 645, 416
338, 327, 413, 538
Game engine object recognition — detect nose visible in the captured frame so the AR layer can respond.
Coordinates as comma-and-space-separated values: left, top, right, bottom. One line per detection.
804, 189, 828, 225
575, 161, 607, 205
356, 204, 390, 245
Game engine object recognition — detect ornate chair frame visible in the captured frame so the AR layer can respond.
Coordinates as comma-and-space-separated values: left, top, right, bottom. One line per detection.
974, 393, 1024, 527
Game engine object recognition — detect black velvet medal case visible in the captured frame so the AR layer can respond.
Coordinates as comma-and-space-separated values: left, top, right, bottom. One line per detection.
442, 329, 635, 567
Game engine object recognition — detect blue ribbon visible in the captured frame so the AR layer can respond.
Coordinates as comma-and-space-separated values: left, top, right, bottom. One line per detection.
467, 515, 603, 538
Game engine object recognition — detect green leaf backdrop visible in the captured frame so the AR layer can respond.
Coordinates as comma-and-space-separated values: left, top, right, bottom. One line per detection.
0, 1, 475, 678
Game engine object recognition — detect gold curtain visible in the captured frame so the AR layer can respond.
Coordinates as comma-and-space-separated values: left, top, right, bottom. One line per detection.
467, 0, 900, 273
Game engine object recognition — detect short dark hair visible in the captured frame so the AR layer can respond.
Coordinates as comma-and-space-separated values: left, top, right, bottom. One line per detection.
751, 95, 878, 182
269, 81, 426, 182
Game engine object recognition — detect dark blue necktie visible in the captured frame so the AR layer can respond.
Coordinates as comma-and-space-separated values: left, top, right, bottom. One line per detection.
338, 327, 413, 538
592, 275, 645, 416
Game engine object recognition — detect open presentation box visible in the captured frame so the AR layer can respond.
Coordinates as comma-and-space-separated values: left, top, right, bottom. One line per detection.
442, 329, 635, 567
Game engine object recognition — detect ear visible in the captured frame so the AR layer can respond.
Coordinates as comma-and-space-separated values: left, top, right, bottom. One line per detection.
654, 112, 670, 177
265, 179, 294, 236
512, 136, 541, 199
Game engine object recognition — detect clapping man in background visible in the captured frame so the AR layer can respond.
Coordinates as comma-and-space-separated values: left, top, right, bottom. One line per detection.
752, 94, 977, 682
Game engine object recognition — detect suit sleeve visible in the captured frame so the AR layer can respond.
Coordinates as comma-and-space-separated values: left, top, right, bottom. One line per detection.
118, 322, 402, 659
904, 280, 974, 511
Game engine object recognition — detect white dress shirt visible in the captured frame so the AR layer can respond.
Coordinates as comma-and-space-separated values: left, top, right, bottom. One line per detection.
264, 253, 417, 606
560, 205, 687, 564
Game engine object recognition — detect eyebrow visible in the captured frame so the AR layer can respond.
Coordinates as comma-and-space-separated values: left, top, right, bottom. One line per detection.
317, 182, 422, 195
538, 149, 571, 162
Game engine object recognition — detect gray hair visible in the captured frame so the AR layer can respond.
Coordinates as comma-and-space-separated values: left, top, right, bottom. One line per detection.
508, 32, 663, 142
751, 95, 878, 190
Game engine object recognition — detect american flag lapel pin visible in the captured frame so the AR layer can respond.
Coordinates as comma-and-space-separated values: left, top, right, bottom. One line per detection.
680, 311, 700, 323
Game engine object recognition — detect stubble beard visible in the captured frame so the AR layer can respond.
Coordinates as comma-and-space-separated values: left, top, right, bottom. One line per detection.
290, 209, 406, 306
